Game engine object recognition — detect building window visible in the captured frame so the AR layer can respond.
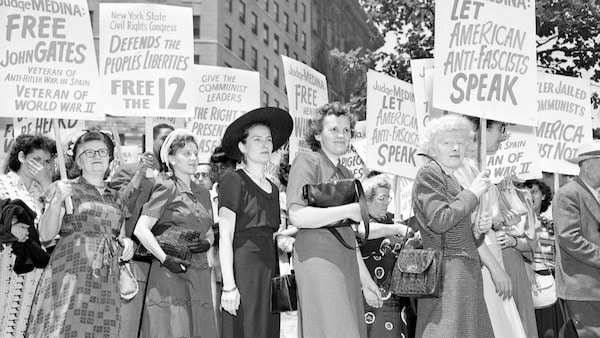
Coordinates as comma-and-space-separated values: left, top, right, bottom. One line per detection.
293, 52, 298, 60
283, 13, 289, 32
251, 12, 257, 34
227, 0, 232, 12
274, 65, 279, 87
263, 57, 269, 79
301, 3, 306, 21
225, 25, 232, 50
301, 32, 306, 50
193, 15, 200, 39
224, 62, 232, 68
274, 34, 279, 54
293, 22, 298, 41
274, 99, 280, 108
251, 47, 258, 70
239, 1, 246, 23
274, 2, 279, 22
263, 0, 269, 11
284, 43, 289, 56
194, 54, 200, 64
263, 91, 269, 107
239, 36, 246, 60
263, 24, 269, 45
294, 0, 298, 11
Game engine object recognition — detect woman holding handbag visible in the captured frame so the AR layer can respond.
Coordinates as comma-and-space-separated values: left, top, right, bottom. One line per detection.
134, 129, 217, 338
218, 107, 294, 338
287, 102, 382, 338
412, 115, 493, 337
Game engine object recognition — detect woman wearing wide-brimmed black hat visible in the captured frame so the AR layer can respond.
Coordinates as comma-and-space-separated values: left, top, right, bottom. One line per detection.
218, 107, 293, 338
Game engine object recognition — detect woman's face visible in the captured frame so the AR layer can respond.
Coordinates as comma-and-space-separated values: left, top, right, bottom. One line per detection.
239, 124, 273, 165
486, 122, 508, 153
19, 148, 54, 180
528, 184, 545, 215
368, 187, 391, 219
75, 140, 110, 176
316, 115, 352, 156
170, 142, 199, 176
432, 130, 467, 170
211, 161, 234, 184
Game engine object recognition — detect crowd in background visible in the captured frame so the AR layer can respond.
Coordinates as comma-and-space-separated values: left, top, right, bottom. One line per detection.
0, 102, 597, 337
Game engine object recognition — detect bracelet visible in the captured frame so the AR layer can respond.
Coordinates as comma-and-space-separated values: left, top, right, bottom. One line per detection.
510, 236, 518, 248
222, 285, 238, 293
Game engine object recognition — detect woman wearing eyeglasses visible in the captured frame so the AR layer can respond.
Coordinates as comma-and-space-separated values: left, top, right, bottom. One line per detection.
26, 130, 134, 337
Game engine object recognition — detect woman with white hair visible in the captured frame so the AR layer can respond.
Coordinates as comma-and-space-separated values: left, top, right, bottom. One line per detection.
411, 114, 493, 337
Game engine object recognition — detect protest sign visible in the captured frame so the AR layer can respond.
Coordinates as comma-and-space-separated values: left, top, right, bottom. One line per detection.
591, 82, 600, 129
340, 121, 366, 179
121, 145, 141, 164
189, 65, 260, 162
281, 56, 328, 162
0, 0, 103, 120
13, 118, 85, 139
99, 4, 194, 117
485, 124, 542, 184
366, 70, 419, 179
411, 59, 444, 136
537, 72, 592, 175
0, 118, 14, 172
433, 0, 536, 126
395, 176, 414, 220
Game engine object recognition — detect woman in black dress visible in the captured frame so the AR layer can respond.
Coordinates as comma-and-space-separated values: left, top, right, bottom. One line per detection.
218, 107, 293, 338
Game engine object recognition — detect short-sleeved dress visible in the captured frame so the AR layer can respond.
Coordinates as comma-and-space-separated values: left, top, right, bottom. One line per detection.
412, 161, 494, 338
219, 170, 280, 338
0, 172, 46, 337
360, 212, 413, 338
286, 150, 367, 338
27, 177, 129, 337
139, 177, 217, 338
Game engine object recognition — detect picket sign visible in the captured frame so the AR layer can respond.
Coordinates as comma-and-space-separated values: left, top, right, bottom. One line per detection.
52, 119, 73, 214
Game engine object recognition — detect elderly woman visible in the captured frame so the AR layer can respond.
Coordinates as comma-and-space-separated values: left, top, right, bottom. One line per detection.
412, 114, 493, 337
218, 107, 293, 338
0, 135, 55, 337
27, 129, 134, 337
360, 173, 414, 337
134, 129, 217, 338
287, 102, 382, 337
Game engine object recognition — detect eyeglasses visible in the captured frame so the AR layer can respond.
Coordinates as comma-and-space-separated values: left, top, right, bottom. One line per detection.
78, 149, 109, 158
194, 172, 210, 179
211, 164, 231, 172
375, 195, 392, 203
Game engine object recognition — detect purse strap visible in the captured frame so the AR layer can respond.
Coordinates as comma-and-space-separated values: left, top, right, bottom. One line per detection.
327, 179, 370, 250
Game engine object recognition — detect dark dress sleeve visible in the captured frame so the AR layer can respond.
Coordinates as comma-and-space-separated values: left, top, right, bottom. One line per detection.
141, 180, 176, 219
286, 152, 320, 210
413, 164, 479, 234
218, 171, 243, 214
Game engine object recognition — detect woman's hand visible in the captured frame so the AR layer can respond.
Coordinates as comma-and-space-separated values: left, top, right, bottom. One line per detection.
221, 286, 241, 315
119, 237, 134, 261
497, 232, 516, 250
11, 217, 29, 242
27, 158, 53, 188
469, 169, 490, 198
161, 255, 190, 273
276, 234, 295, 253
362, 278, 383, 308
490, 267, 513, 299
54, 180, 73, 203
189, 238, 211, 253
475, 212, 493, 235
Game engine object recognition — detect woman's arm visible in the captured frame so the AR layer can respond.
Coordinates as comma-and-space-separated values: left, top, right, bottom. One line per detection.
204, 227, 215, 246
132, 215, 165, 262
288, 203, 362, 229
356, 248, 382, 308
365, 222, 409, 240
477, 238, 512, 299
39, 180, 70, 241
219, 206, 241, 315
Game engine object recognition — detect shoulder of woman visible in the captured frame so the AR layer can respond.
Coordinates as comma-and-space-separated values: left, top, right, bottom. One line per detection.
290, 150, 320, 168
152, 178, 178, 194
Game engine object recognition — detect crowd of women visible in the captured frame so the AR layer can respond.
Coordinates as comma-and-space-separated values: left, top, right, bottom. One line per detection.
0, 102, 562, 337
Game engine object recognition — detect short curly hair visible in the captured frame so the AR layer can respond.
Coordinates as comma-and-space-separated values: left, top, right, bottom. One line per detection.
305, 102, 356, 151
362, 174, 392, 202
524, 179, 553, 213
164, 134, 198, 171
418, 115, 474, 158
7, 134, 57, 173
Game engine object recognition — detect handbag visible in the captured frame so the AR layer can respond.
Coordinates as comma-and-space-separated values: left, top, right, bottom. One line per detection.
135, 222, 203, 263
270, 271, 298, 313
302, 179, 370, 249
532, 240, 557, 309
390, 233, 444, 298
119, 261, 139, 300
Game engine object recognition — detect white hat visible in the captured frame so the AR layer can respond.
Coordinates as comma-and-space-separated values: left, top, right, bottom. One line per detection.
566, 141, 600, 164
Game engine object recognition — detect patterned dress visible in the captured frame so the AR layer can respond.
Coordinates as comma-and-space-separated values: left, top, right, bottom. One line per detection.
139, 177, 217, 338
0, 172, 46, 337
360, 212, 412, 338
26, 177, 129, 337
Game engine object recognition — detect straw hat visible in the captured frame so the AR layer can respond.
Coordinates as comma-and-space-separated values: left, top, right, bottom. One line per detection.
566, 141, 600, 164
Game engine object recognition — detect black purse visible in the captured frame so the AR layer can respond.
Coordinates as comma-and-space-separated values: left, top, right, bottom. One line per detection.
135, 222, 203, 263
270, 271, 298, 313
302, 179, 370, 249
